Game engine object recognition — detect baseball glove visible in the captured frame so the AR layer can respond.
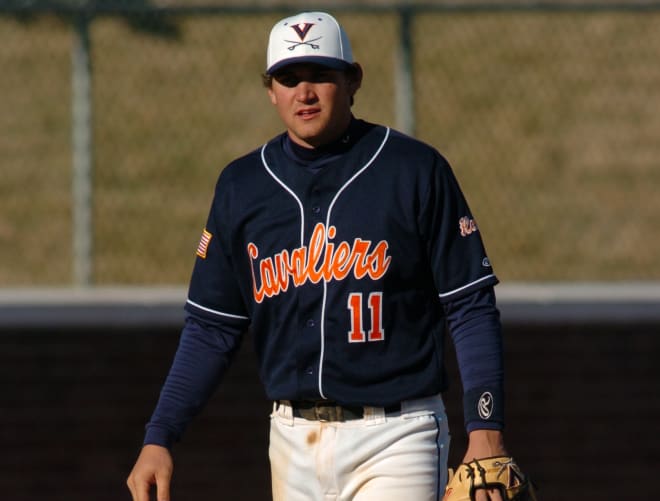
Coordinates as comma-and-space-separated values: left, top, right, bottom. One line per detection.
443, 456, 537, 501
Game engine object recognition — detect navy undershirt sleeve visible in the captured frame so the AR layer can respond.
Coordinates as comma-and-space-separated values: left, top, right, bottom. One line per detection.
143, 313, 245, 449
443, 286, 505, 432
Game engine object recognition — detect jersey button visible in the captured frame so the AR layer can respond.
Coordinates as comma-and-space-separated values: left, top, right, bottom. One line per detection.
311, 206, 321, 214
306, 319, 315, 328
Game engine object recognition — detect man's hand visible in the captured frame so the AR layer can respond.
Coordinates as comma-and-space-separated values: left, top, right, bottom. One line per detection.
462, 429, 507, 462
462, 430, 507, 501
127, 444, 174, 501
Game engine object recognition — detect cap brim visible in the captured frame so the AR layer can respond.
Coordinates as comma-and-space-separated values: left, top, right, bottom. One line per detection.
267, 56, 352, 75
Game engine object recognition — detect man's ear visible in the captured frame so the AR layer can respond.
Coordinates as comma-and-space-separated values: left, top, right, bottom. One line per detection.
348, 63, 364, 95
267, 87, 277, 105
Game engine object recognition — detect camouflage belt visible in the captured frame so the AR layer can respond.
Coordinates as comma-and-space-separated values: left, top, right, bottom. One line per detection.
286, 400, 400, 422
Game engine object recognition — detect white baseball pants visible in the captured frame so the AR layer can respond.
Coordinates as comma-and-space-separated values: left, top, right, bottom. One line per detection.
269, 394, 450, 501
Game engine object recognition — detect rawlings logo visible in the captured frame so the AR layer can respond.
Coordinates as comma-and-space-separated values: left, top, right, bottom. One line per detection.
248, 223, 391, 303
478, 391, 493, 419
459, 216, 478, 237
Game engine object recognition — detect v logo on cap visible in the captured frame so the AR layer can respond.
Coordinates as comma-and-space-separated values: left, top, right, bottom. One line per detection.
291, 22, 315, 41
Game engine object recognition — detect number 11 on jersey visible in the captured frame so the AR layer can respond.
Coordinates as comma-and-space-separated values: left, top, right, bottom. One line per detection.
347, 292, 384, 343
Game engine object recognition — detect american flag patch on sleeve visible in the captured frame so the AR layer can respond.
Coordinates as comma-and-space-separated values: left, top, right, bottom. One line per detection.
196, 229, 212, 259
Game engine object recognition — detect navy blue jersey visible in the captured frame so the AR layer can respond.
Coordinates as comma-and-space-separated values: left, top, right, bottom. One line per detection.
185, 119, 497, 407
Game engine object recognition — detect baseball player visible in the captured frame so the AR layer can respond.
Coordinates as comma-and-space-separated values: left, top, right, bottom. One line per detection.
128, 11, 515, 501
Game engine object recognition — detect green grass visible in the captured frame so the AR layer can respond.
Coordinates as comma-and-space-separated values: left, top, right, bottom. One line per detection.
2, 11, 659, 285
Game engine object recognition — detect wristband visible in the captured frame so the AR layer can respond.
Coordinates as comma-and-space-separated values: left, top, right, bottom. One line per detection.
463, 387, 505, 428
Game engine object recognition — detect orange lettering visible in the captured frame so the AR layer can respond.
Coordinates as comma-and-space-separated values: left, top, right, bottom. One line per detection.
248, 243, 265, 303
368, 242, 392, 279
307, 223, 326, 284
331, 242, 352, 280
290, 247, 307, 286
248, 224, 391, 302
352, 240, 371, 279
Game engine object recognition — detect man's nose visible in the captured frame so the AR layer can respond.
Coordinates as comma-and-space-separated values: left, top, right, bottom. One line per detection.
295, 81, 317, 102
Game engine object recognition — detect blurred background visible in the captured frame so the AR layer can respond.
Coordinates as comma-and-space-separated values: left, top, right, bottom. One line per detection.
1, 0, 659, 499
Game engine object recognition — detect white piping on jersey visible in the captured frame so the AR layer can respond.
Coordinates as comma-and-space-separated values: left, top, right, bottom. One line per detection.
260, 145, 306, 247
317, 127, 390, 398
437, 274, 496, 299
186, 298, 250, 320
260, 127, 391, 400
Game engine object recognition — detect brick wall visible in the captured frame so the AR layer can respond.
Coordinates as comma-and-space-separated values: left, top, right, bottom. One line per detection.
1, 321, 658, 500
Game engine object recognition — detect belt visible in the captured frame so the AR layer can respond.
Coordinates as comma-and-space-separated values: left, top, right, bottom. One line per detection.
282, 400, 401, 422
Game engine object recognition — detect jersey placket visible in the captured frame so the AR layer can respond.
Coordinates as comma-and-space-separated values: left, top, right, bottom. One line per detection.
306, 181, 330, 399
259, 128, 391, 401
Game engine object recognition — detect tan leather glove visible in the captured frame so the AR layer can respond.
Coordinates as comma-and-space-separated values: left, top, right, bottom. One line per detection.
443, 456, 538, 501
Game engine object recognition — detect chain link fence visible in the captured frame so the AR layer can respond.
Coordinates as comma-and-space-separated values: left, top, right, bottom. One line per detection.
2, 2, 659, 285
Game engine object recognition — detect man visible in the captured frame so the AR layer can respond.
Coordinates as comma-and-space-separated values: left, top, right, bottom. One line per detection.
128, 11, 509, 501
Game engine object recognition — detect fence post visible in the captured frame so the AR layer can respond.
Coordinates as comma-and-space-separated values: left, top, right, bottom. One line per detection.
395, 8, 415, 136
71, 13, 94, 286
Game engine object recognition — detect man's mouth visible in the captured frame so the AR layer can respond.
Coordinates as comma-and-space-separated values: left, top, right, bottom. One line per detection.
297, 108, 320, 119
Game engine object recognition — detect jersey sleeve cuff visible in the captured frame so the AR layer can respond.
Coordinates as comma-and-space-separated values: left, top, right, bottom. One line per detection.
438, 274, 499, 303
143, 424, 179, 450
184, 298, 250, 326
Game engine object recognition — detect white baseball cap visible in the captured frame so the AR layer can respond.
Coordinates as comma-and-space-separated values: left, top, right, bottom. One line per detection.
266, 12, 354, 75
